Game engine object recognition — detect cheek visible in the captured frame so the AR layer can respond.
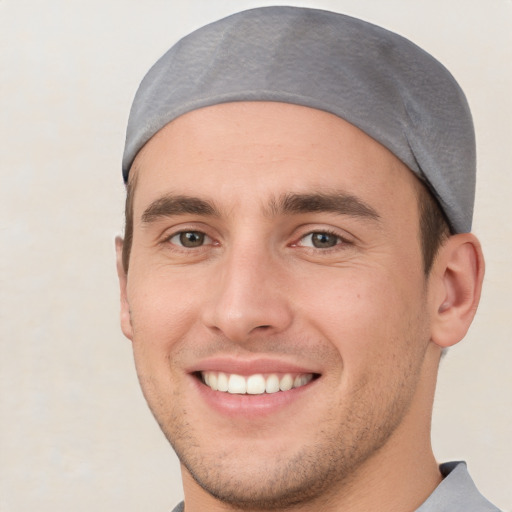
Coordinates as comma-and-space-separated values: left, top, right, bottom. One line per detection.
127, 269, 201, 361
294, 263, 428, 364
125, 271, 202, 419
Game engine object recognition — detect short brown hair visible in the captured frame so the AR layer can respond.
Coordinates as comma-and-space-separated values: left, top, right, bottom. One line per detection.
122, 170, 138, 273
417, 183, 451, 275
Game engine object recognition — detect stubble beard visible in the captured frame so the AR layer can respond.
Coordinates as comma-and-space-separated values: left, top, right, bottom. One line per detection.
135, 304, 431, 510
152, 365, 424, 511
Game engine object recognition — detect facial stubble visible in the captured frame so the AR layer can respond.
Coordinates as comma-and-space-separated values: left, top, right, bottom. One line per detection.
135, 326, 430, 511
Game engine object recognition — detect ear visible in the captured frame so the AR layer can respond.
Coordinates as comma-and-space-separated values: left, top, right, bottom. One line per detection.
429, 233, 485, 348
115, 236, 134, 341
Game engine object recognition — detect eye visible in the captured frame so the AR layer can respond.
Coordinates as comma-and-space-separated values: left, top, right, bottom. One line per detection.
168, 231, 212, 248
299, 231, 342, 249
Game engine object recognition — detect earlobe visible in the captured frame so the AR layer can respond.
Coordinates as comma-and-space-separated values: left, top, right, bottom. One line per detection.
115, 236, 134, 341
430, 233, 485, 348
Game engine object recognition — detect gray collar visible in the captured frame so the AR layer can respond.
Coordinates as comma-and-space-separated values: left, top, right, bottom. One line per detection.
416, 461, 500, 512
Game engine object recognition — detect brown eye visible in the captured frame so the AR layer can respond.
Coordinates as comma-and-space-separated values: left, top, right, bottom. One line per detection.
170, 231, 208, 248
302, 232, 340, 248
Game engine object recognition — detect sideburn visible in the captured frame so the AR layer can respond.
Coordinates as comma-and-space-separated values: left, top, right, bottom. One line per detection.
122, 170, 138, 273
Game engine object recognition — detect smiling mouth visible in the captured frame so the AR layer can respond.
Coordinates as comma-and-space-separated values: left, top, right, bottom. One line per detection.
198, 371, 318, 395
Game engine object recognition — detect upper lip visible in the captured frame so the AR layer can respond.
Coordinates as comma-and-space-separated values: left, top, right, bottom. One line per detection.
187, 356, 321, 376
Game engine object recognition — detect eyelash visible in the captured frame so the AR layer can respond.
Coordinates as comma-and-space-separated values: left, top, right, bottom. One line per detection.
163, 228, 349, 252
293, 229, 349, 250
165, 230, 215, 249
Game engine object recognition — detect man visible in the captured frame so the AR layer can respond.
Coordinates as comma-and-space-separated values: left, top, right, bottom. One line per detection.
116, 6, 499, 512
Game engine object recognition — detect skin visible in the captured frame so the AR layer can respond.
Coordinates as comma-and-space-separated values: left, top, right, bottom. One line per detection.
116, 102, 484, 512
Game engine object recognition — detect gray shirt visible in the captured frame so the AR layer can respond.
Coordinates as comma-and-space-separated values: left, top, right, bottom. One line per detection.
170, 461, 501, 512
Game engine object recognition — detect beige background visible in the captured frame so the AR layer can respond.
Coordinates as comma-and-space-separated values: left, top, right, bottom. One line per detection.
0, 1, 510, 511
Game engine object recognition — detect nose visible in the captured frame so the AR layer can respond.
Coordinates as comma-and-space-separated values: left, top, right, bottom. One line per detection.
202, 244, 293, 343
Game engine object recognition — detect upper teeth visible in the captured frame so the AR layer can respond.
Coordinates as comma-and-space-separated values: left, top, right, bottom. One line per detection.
201, 372, 313, 395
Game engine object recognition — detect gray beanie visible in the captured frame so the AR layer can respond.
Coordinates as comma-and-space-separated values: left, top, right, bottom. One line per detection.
123, 6, 476, 233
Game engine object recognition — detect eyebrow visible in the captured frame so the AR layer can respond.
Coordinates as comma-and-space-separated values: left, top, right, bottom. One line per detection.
270, 192, 380, 221
140, 191, 380, 224
141, 195, 219, 223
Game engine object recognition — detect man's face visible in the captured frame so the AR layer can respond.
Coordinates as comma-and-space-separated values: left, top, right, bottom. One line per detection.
118, 102, 440, 508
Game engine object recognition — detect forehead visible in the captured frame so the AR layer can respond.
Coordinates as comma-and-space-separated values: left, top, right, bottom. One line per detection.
131, 101, 421, 219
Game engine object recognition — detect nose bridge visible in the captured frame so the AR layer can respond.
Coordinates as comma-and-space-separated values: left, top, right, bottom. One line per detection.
204, 239, 293, 342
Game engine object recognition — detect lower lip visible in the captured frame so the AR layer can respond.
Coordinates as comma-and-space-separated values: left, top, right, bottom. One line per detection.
191, 375, 319, 419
